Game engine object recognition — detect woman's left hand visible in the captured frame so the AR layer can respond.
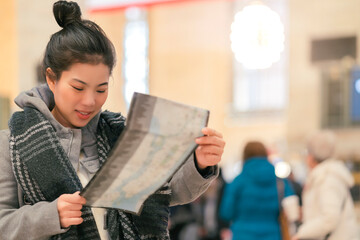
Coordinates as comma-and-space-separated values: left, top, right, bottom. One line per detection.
195, 127, 225, 169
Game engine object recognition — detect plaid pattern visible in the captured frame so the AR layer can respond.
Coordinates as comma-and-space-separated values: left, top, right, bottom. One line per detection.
10, 107, 100, 239
9, 107, 170, 240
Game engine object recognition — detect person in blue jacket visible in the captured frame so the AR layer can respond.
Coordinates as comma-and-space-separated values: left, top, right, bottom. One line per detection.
220, 141, 294, 240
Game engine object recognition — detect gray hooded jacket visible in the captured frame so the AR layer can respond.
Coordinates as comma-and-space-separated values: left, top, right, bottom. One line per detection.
0, 84, 218, 240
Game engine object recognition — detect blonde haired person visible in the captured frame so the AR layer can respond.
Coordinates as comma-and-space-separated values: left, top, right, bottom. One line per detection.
292, 131, 359, 240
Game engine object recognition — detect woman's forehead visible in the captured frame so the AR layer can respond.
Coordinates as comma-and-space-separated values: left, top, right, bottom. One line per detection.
62, 63, 110, 84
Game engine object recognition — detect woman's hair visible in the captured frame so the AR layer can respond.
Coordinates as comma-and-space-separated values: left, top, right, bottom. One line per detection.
42, 0, 116, 80
307, 130, 336, 163
243, 141, 268, 161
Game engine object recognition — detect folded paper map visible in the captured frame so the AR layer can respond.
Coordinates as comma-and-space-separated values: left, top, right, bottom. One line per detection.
80, 92, 209, 214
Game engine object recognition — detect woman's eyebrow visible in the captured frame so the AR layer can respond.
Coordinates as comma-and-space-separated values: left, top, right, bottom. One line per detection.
98, 82, 108, 87
71, 78, 87, 85
71, 79, 108, 87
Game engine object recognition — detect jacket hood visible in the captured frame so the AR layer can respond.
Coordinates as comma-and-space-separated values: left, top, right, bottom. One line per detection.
242, 157, 276, 185
14, 84, 61, 130
309, 158, 355, 188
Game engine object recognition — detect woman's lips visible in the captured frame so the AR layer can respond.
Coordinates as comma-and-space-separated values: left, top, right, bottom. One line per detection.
76, 110, 92, 120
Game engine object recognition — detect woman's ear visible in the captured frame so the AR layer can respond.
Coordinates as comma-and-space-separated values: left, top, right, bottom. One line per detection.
46, 68, 56, 92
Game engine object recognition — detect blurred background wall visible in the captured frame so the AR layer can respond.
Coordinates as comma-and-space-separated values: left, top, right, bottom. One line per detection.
0, 0, 17, 128
1, 0, 360, 218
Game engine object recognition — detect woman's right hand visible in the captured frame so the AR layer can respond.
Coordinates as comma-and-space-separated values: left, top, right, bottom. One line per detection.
57, 191, 86, 228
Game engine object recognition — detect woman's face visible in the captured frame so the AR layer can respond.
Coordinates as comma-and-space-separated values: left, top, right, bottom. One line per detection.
47, 62, 110, 128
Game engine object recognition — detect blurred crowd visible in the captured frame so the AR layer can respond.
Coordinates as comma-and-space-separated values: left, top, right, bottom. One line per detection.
169, 130, 360, 240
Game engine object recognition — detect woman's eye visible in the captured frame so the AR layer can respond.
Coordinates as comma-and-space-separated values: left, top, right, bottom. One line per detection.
97, 89, 107, 93
73, 86, 83, 91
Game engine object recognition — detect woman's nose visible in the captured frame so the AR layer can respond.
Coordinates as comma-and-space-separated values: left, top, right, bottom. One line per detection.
82, 91, 96, 107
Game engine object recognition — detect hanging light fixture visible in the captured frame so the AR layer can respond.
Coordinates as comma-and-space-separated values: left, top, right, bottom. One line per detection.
230, 2, 285, 69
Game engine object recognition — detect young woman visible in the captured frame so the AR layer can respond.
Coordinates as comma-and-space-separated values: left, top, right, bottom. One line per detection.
0, 1, 225, 239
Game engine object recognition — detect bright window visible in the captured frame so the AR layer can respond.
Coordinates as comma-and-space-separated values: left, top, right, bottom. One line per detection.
123, 7, 149, 108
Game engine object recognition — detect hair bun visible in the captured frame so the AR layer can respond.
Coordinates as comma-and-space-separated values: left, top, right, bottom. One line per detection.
53, 1, 82, 28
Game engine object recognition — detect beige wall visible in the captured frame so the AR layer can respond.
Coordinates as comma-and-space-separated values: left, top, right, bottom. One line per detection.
0, 0, 18, 110
148, 1, 232, 138
146, 1, 288, 164
89, 0, 360, 166
288, 0, 360, 160
2, 0, 360, 165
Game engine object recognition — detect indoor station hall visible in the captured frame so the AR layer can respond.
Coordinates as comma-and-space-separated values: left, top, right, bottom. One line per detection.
1, 0, 360, 239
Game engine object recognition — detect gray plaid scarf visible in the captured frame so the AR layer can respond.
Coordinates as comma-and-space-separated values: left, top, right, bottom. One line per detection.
9, 107, 170, 240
